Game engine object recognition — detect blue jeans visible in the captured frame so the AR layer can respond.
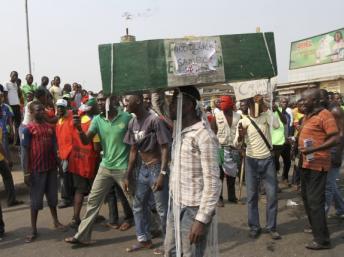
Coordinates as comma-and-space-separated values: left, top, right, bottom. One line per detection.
133, 162, 169, 242
325, 166, 344, 215
245, 156, 278, 232
164, 205, 210, 257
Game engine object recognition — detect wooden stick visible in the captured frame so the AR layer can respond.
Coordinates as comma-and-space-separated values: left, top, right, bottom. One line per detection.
238, 159, 245, 202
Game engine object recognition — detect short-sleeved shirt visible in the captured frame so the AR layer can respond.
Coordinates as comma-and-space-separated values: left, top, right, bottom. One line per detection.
234, 110, 280, 159
4, 82, 20, 105
81, 115, 100, 143
124, 112, 171, 151
299, 109, 338, 172
38, 85, 52, 99
49, 86, 62, 104
0, 104, 14, 134
22, 122, 57, 173
89, 110, 132, 170
271, 112, 285, 146
21, 83, 37, 104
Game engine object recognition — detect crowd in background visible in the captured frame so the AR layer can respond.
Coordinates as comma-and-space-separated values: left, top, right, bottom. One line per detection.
0, 69, 344, 254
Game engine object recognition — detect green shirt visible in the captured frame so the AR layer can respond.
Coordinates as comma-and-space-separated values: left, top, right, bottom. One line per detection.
271, 112, 285, 146
21, 83, 37, 104
89, 109, 132, 170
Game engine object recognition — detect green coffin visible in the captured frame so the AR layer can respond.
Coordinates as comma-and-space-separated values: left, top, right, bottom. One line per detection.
98, 32, 277, 94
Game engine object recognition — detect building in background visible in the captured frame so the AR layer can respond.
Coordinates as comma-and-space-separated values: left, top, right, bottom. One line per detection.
277, 28, 344, 102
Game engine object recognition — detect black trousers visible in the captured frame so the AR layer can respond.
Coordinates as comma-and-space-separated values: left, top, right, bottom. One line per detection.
60, 170, 74, 204
0, 203, 4, 234
219, 166, 237, 201
107, 183, 133, 224
273, 143, 291, 180
0, 160, 16, 205
301, 168, 330, 244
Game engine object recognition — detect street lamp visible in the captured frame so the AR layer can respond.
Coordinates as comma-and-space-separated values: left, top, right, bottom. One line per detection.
25, 0, 32, 74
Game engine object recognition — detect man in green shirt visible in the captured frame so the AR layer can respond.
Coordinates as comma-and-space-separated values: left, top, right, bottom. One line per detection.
21, 74, 37, 105
65, 92, 133, 245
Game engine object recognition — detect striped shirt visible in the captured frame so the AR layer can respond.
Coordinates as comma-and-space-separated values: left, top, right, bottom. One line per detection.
22, 122, 57, 173
299, 109, 338, 172
170, 121, 221, 224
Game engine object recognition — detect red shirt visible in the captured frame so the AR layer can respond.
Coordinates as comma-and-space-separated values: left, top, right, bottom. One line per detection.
22, 122, 57, 173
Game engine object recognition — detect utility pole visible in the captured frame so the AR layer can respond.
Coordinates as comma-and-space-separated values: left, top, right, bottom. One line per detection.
25, 0, 32, 74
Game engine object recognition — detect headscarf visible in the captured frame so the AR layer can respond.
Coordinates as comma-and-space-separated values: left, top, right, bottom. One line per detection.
219, 95, 234, 111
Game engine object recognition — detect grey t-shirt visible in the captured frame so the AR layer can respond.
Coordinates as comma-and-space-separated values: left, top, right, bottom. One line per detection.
124, 112, 171, 152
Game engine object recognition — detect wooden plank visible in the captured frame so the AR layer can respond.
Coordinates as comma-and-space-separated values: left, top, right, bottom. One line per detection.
99, 32, 278, 94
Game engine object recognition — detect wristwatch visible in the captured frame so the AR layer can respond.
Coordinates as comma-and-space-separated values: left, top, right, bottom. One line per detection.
160, 170, 167, 176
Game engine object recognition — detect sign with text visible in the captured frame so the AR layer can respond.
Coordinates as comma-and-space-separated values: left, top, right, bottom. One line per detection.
172, 40, 218, 75
231, 79, 275, 100
290, 28, 344, 70
165, 36, 225, 87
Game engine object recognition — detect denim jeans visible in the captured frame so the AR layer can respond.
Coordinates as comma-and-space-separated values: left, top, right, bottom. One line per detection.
132, 162, 169, 242
245, 156, 278, 232
164, 205, 210, 257
325, 166, 344, 215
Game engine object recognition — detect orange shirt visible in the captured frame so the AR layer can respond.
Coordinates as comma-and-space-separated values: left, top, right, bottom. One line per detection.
56, 111, 74, 160
68, 115, 99, 179
299, 109, 338, 172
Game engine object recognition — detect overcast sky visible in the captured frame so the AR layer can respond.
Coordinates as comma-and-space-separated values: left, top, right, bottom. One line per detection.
0, 0, 343, 91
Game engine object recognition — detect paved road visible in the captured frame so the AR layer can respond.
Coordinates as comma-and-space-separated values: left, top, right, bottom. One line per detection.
1, 149, 344, 257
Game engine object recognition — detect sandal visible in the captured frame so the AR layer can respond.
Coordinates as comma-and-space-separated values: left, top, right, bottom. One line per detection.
64, 237, 89, 245
105, 223, 120, 229
126, 242, 153, 252
25, 233, 38, 243
119, 222, 132, 231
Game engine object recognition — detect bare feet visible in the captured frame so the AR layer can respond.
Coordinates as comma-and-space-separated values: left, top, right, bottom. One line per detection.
25, 232, 38, 243
54, 222, 67, 231
126, 241, 153, 252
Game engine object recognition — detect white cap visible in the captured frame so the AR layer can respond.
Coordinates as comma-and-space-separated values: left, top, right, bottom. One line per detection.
56, 99, 68, 107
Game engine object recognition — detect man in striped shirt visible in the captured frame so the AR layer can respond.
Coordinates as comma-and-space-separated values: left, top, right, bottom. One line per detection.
299, 88, 339, 250
22, 101, 65, 243
164, 86, 221, 257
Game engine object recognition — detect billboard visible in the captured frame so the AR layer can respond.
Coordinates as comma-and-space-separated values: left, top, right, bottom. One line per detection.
290, 28, 344, 70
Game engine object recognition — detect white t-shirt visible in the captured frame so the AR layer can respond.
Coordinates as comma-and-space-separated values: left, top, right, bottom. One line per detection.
22, 101, 33, 125
4, 82, 20, 105
234, 110, 280, 159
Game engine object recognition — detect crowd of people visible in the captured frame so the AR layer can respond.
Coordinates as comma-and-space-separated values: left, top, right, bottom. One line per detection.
0, 70, 344, 255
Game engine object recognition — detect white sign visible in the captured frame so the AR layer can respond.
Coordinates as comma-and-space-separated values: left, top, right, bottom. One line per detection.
164, 37, 225, 87
231, 79, 276, 100
172, 40, 218, 75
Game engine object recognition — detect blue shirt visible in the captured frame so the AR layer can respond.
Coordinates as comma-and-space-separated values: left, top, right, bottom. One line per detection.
0, 104, 14, 134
